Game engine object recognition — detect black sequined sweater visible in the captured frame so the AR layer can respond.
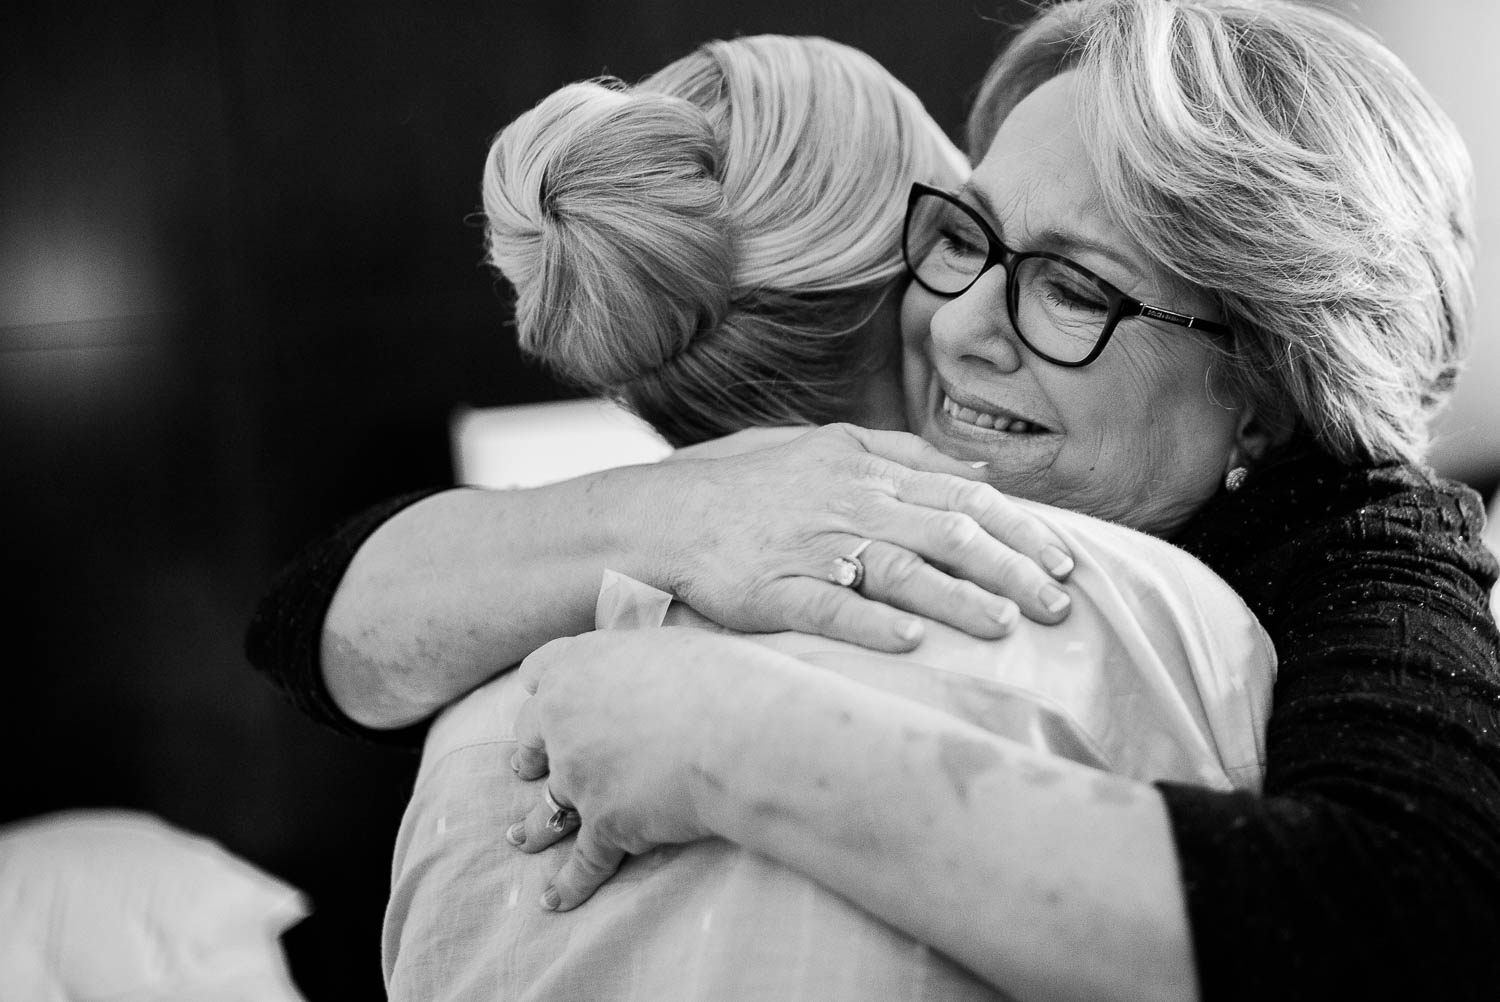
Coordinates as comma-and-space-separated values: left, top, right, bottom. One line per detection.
245, 443, 1500, 1000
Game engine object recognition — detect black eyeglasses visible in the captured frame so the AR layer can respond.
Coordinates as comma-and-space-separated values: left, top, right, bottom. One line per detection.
902, 182, 1231, 367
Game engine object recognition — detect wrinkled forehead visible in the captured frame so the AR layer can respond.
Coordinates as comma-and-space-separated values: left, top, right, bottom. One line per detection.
968, 70, 1218, 307
969, 73, 1126, 250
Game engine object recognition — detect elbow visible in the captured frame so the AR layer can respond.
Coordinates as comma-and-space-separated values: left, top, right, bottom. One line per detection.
321, 635, 439, 731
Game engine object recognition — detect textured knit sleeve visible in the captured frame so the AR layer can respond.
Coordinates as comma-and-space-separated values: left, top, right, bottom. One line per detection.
244, 489, 444, 748
1164, 453, 1500, 1000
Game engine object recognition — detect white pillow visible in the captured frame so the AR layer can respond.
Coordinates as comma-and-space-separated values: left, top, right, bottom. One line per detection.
0, 810, 309, 1002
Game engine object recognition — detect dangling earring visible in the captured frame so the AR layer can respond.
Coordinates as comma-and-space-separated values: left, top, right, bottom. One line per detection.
1225, 466, 1249, 492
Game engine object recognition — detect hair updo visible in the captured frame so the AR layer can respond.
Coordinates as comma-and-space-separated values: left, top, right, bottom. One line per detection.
968, 0, 1475, 466
482, 35, 966, 446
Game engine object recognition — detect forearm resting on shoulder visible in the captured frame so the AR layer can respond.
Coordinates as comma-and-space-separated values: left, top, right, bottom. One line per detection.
323, 468, 684, 728
692, 667, 1199, 1002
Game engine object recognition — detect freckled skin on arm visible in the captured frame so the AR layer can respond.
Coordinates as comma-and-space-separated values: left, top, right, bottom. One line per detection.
937, 733, 1005, 804
691, 664, 1195, 1002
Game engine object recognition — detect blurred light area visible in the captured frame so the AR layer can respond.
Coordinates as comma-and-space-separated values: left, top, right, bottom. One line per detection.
0, 210, 169, 332
0, 149, 176, 410
0, 48, 180, 335
1357, 0, 1500, 483
452, 399, 672, 489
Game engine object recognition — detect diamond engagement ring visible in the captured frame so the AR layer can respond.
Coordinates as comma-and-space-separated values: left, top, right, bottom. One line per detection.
543, 783, 579, 834
828, 538, 874, 590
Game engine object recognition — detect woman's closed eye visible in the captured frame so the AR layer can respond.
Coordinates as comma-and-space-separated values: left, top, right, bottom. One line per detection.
936, 225, 987, 263
1037, 271, 1108, 314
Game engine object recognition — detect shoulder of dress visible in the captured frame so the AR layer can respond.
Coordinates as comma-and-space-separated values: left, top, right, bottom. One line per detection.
1175, 450, 1496, 609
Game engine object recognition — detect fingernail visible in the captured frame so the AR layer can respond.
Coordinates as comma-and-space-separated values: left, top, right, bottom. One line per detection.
992, 600, 1019, 631
895, 618, 923, 642
506, 822, 526, 847
1040, 584, 1070, 615
540, 886, 561, 911
968, 461, 989, 469
510, 752, 521, 774
1042, 545, 1074, 578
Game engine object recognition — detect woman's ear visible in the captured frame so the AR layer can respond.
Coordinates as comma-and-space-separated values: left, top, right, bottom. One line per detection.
1230, 405, 1289, 469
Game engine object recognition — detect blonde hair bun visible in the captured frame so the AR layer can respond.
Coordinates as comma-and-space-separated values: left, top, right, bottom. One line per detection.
482, 36, 966, 445
482, 80, 734, 390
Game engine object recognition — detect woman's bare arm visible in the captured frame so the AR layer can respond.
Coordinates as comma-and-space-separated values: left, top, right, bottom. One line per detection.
511, 628, 1195, 1002
701, 666, 1197, 1002
317, 425, 1079, 729
321, 473, 666, 728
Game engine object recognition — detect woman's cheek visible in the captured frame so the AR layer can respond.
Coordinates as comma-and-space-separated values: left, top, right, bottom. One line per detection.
1103, 411, 1227, 533
899, 283, 939, 354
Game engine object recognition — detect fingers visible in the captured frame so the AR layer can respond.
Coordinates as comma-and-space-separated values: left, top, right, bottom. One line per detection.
512, 636, 585, 783
772, 577, 930, 653
776, 547, 1024, 648
506, 781, 577, 851
540, 825, 626, 911
883, 477, 1074, 624
857, 541, 1021, 637
778, 521, 1066, 644
511, 698, 550, 780
898, 473, 1074, 577
812, 425, 1074, 625
502, 786, 624, 913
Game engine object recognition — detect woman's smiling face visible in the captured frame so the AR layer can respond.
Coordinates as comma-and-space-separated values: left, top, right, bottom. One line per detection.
901, 71, 1248, 537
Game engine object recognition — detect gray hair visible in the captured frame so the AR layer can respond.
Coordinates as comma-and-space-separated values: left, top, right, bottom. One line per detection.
482, 35, 967, 446
969, 0, 1476, 465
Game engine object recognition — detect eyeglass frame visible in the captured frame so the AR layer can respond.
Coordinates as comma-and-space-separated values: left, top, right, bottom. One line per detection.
901, 182, 1232, 368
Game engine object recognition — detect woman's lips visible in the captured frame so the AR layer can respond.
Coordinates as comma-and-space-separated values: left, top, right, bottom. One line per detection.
940, 393, 1048, 434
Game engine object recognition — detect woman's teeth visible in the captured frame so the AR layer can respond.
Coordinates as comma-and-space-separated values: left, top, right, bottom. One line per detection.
942, 395, 1043, 433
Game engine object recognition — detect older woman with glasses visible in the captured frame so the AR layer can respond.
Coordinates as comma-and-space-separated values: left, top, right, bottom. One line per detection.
376, 33, 1277, 1001
249, 0, 1499, 997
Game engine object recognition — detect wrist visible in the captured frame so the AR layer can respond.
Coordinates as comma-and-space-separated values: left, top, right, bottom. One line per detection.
678, 636, 808, 836
683, 644, 897, 850
596, 459, 705, 599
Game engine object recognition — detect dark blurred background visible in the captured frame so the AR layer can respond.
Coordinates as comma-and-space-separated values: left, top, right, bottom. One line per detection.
0, 2, 1016, 998
2, 1, 1493, 999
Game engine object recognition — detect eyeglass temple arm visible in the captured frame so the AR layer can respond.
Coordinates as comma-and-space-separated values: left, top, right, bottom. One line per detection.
1133, 303, 1229, 334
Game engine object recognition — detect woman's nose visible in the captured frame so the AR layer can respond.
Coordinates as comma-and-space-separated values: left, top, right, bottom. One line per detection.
927, 266, 1025, 373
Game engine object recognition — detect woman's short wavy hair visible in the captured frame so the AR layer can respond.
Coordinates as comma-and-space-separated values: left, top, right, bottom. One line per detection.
483, 35, 967, 446
970, 0, 1475, 466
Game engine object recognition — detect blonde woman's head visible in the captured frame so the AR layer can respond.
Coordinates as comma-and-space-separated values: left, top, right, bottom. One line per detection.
482, 35, 967, 445
968, 0, 1474, 466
